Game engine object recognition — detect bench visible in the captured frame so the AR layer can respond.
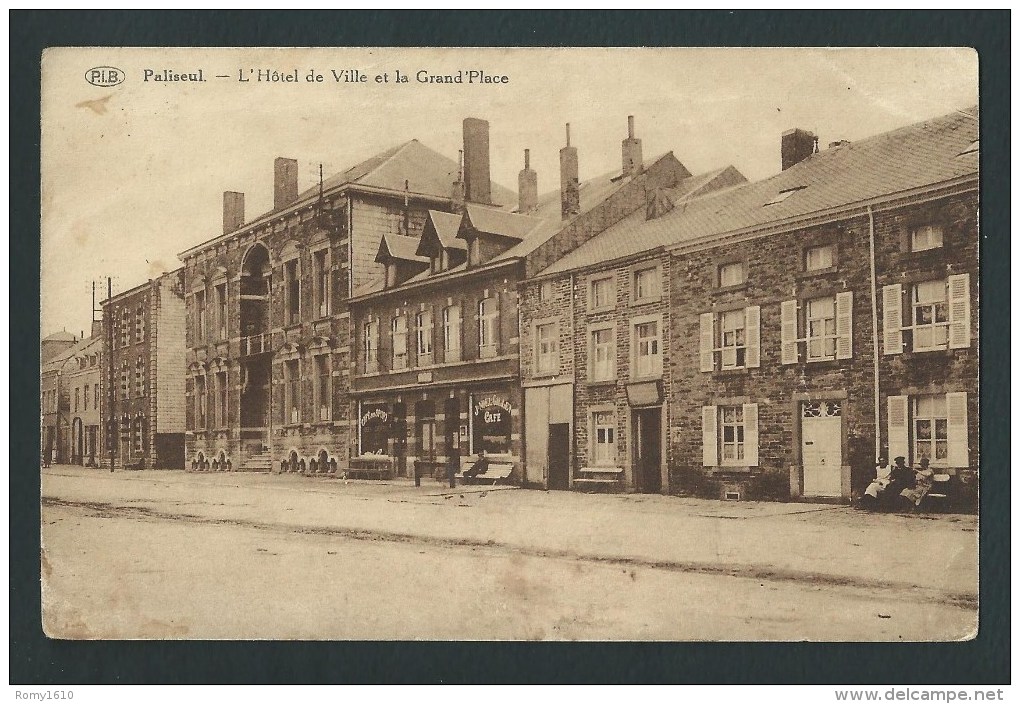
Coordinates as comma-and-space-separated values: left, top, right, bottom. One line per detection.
574, 466, 625, 491
460, 460, 515, 485
347, 456, 394, 480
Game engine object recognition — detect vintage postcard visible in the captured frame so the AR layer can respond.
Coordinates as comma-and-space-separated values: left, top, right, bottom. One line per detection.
40, 46, 979, 641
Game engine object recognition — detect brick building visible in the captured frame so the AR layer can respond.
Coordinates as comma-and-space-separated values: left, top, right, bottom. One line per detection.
350, 117, 693, 485
178, 131, 515, 473
521, 107, 979, 502
100, 270, 187, 468
66, 334, 103, 465
40, 330, 82, 464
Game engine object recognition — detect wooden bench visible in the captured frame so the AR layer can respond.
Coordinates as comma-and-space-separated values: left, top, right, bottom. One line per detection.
574, 466, 625, 491
460, 461, 515, 485
347, 456, 394, 480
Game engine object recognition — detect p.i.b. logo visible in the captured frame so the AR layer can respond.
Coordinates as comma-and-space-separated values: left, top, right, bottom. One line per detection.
85, 66, 125, 87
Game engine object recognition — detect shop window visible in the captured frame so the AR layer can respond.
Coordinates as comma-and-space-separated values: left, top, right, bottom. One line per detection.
358, 402, 390, 456
471, 393, 512, 456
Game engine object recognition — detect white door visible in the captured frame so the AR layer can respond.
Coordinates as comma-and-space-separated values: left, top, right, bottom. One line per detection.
801, 401, 843, 497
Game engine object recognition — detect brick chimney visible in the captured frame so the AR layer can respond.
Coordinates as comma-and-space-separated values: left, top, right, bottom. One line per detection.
451, 149, 465, 212
274, 157, 299, 210
560, 123, 580, 220
462, 118, 491, 205
518, 149, 538, 213
781, 128, 817, 171
223, 191, 245, 234
91, 319, 103, 339
622, 115, 643, 177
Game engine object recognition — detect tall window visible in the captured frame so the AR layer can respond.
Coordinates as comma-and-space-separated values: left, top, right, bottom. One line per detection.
720, 406, 745, 464
633, 266, 660, 301
391, 316, 407, 369
285, 259, 300, 325
121, 361, 130, 400
911, 224, 944, 252
591, 327, 615, 381
135, 357, 144, 397
535, 323, 557, 374
806, 297, 837, 360
592, 411, 616, 465
94, 383, 99, 409
416, 310, 433, 364
314, 249, 330, 318
314, 355, 331, 421
363, 321, 378, 372
912, 280, 949, 351
285, 359, 300, 424
121, 309, 130, 348
195, 291, 207, 342
215, 283, 228, 340
539, 281, 553, 302
913, 395, 948, 465
215, 371, 228, 427
634, 320, 661, 377
590, 276, 614, 309
133, 418, 143, 455
83, 385, 88, 411
74, 388, 80, 413
195, 376, 207, 429
719, 261, 745, 287
478, 297, 498, 357
135, 305, 145, 342
720, 309, 746, 369
443, 305, 461, 362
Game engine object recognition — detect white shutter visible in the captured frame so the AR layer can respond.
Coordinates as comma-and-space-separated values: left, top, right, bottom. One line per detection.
745, 306, 761, 368
835, 291, 853, 359
947, 274, 971, 349
702, 406, 718, 467
887, 395, 909, 462
882, 284, 903, 355
699, 313, 715, 373
743, 403, 759, 467
946, 392, 969, 467
780, 300, 799, 365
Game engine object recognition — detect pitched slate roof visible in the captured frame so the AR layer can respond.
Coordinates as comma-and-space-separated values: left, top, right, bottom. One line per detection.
375, 233, 429, 264
43, 330, 77, 342
296, 139, 516, 207
460, 203, 544, 242
539, 107, 979, 276
41, 336, 95, 374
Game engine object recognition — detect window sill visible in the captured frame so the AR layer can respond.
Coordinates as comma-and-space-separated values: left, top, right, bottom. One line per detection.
802, 358, 843, 369
900, 348, 956, 361
531, 371, 560, 380
713, 367, 749, 377
630, 296, 662, 307
588, 305, 616, 314
795, 266, 838, 280
709, 465, 753, 474
715, 282, 748, 294
897, 247, 947, 266
586, 377, 617, 387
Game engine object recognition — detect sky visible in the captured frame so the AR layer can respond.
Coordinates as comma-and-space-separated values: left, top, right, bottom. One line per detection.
41, 47, 978, 339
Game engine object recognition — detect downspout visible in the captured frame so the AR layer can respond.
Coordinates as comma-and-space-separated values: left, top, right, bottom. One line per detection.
867, 205, 881, 463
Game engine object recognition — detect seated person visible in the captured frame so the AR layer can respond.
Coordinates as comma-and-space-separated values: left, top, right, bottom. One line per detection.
900, 457, 935, 509
860, 455, 891, 509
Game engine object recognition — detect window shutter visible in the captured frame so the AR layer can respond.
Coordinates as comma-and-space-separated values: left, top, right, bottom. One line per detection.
887, 395, 909, 462
699, 313, 715, 372
780, 300, 799, 364
835, 290, 853, 359
702, 406, 718, 467
743, 403, 759, 467
882, 284, 903, 355
946, 392, 969, 467
947, 274, 971, 349
745, 306, 761, 368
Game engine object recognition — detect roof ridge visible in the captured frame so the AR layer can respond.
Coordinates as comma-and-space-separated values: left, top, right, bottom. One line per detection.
352, 139, 421, 185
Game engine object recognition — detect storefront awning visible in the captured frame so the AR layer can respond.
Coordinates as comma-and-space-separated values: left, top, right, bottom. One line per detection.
626, 380, 662, 407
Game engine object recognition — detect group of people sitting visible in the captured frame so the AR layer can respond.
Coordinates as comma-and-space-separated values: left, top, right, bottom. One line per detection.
858, 455, 936, 512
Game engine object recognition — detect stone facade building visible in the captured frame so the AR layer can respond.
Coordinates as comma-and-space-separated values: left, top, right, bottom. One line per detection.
100, 270, 186, 468
520, 107, 979, 503
40, 330, 83, 464
65, 334, 103, 465
178, 130, 515, 473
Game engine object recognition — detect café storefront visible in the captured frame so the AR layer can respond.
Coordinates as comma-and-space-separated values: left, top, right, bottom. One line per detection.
353, 383, 522, 481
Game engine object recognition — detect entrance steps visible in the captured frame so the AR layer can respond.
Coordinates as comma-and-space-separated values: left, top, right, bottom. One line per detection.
241, 451, 273, 473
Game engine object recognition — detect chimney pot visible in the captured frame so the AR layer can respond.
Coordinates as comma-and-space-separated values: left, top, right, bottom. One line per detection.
223, 191, 245, 234
560, 123, 580, 220
622, 115, 643, 177
781, 128, 817, 171
274, 157, 299, 210
462, 118, 492, 205
518, 148, 538, 213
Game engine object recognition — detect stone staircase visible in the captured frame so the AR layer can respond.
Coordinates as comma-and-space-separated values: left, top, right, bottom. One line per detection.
241, 450, 273, 473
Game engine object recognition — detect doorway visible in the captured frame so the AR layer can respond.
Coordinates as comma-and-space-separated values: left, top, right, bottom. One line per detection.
547, 423, 570, 490
633, 407, 662, 493
801, 401, 843, 497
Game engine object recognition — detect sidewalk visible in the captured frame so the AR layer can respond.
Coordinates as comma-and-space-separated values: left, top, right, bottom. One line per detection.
41, 466, 978, 602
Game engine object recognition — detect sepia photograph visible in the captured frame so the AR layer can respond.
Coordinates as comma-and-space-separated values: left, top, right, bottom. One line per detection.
38, 46, 980, 643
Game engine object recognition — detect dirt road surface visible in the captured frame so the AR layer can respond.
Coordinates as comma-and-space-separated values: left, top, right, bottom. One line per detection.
40, 466, 978, 641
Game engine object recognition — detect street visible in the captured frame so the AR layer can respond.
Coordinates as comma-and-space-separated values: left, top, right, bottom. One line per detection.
40, 466, 978, 641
